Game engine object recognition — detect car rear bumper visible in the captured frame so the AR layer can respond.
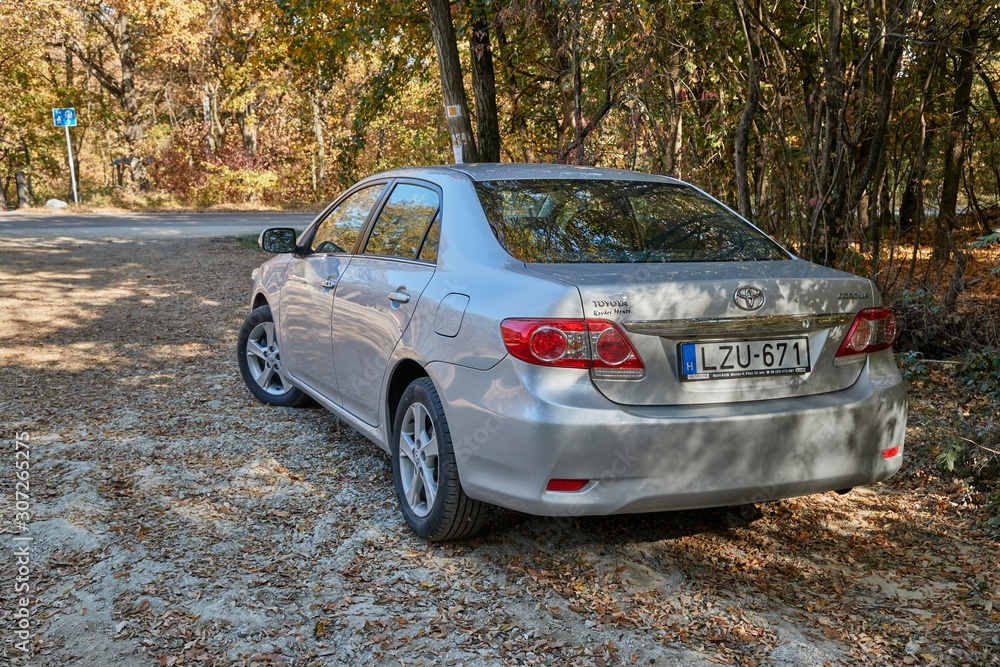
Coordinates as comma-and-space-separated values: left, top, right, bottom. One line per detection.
427, 350, 906, 516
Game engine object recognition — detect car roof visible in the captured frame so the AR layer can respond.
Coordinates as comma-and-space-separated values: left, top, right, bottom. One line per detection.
366, 163, 685, 184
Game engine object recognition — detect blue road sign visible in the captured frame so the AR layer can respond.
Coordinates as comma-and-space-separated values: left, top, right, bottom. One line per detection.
52, 108, 77, 127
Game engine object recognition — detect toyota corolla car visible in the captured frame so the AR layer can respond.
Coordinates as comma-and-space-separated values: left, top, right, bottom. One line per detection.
237, 163, 906, 541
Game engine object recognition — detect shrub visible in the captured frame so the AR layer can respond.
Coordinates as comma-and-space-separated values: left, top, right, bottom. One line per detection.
935, 348, 1000, 504
956, 348, 1000, 396
896, 350, 928, 383
193, 162, 279, 207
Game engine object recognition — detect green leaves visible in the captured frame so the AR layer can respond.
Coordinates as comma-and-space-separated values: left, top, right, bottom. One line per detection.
970, 230, 1000, 275
956, 348, 1000, 396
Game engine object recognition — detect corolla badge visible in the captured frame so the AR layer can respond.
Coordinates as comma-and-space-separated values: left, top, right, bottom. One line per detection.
733, 285, 765, 311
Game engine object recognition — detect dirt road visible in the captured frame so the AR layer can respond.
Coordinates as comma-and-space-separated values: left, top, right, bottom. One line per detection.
1, 236, 996, 666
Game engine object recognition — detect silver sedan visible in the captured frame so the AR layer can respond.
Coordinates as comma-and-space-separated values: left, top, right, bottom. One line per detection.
237, 164, 906, 541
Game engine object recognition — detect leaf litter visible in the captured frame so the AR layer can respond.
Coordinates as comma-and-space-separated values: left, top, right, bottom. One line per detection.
0, 236, 997, 666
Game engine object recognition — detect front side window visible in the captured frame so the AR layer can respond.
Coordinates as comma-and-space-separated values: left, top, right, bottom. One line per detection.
311, 184, 386, 254
364, 183, 441, 261
474, 180, 788, 263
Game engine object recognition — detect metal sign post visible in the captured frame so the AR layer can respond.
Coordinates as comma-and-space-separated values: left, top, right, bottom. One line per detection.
52, 107, 79, 206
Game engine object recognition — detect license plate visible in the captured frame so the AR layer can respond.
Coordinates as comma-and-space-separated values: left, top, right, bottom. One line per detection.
678, 338, 810, 381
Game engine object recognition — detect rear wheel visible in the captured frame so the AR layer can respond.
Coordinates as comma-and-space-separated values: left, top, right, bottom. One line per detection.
237, 305, 310, 407
391, 378, 487, 541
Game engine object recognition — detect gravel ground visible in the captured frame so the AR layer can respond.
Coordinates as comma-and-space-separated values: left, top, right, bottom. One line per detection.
1, 236, 997, 666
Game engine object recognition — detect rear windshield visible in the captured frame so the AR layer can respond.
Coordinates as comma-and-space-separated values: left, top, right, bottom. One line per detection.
474, 179, 788, 263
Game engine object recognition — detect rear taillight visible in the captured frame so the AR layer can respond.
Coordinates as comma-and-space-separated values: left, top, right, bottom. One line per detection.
501, 318, 645, 379
834, 307, 897, 365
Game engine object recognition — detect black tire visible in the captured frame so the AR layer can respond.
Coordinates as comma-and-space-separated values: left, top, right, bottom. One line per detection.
391, 378, 488, 541
237, 304, 311, 407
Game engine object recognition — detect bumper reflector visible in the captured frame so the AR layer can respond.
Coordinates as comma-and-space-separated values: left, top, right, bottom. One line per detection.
546, 479, 589, 492
881, 446, 900, 459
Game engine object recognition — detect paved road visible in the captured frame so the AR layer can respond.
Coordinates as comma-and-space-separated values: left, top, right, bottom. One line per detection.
0, 210, 317, 240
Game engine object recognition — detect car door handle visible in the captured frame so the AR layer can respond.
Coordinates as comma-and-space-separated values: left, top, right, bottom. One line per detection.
388, 290, 410, 304
321, 279, 336, 289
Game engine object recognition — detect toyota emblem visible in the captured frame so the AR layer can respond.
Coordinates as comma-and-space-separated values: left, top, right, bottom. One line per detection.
734, 286, 765, 311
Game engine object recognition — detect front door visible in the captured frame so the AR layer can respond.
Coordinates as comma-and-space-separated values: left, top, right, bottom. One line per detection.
279, 183, 387, 403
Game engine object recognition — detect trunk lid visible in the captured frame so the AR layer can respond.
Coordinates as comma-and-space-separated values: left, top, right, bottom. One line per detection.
527, 259, 874, 406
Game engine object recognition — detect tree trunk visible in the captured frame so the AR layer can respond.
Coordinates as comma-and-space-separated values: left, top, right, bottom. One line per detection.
536, 3, 579, 162
65, 47, 74, 88
236, 104, 258, 157
19, 138, 37, 204
203, 88, 217, 153
426, 0, 478, 163
311, 92, 326, 187
979, 65, 1000, 119
977, 67, 1000, 229
874, 175, 893, 281
935, 21, 980, 259
570, 3, 583, 164
495, 26, 535, 162
899, 44, 939, 233
809, 0, 844, 264
663, 54, 684, 177
845, 0, 912, 213
116, 13, 150, 190
733, 0, 762, 221
828, 0, 912, 268
469, 17, 501, 162
669, 110, 683, 178
16, 170, 32, 208
899, 113, 928, 233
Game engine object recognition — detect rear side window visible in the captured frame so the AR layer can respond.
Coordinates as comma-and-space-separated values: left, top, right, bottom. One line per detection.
418, 219, 440, 263
364, 183, 441, 261
474, 180, 788, 263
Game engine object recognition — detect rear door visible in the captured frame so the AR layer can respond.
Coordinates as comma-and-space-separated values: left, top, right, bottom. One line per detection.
279, 183, 387, 403
332, 181, 442, 425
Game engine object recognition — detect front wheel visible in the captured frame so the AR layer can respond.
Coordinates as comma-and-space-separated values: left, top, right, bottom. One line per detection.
237, 304, 310, 407
391, 378, 488, 541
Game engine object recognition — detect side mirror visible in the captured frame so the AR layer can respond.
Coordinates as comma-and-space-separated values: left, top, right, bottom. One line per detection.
259, 228, 298, 254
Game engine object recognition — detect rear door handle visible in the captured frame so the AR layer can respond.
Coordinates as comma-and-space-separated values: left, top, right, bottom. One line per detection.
321, 279, 336, 289
388, 290, 410, 304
